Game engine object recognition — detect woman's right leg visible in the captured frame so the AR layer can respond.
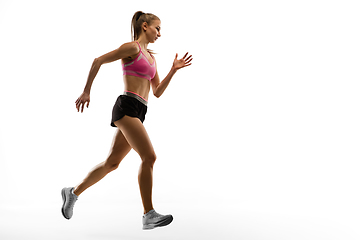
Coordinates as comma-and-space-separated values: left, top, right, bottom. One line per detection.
114, 116, 173, 230
73, 129, 132, 196
114, 116, 157, 214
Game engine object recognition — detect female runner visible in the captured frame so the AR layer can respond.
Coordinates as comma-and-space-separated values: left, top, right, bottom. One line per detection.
61, 11, 192, 230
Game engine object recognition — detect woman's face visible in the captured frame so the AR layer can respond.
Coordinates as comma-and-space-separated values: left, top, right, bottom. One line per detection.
144, 20, 161, 43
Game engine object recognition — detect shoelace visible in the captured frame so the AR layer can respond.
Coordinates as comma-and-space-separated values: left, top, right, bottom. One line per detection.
149, 211, 163, 219
67, 193, 78, 208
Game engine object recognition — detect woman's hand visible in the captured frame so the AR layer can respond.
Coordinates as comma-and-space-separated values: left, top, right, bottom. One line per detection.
75, 92, 90, 113
172, 52, 193, 71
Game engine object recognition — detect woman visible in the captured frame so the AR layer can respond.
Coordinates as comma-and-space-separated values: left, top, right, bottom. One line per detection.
61, 11, 192, 230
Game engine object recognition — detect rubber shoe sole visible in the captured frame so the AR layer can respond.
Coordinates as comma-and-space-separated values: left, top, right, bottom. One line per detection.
61, 188, 70, 219
143, 215, 173, 230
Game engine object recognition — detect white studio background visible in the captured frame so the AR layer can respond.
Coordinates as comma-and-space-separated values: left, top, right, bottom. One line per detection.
0, 0, 359, 239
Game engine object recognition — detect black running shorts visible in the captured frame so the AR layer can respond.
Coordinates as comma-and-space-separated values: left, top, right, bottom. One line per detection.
111, 95, 147, 127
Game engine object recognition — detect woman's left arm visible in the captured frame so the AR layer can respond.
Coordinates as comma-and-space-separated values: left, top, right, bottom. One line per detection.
151, 52, 192, 98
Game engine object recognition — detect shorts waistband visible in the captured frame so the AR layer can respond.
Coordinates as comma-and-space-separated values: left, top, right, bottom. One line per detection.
123, 91, 148, 106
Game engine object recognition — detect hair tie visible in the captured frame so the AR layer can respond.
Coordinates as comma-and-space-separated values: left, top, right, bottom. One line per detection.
137, 12, 145, 21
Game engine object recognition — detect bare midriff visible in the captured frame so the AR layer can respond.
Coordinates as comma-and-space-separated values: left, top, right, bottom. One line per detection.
123, 75, 151, 101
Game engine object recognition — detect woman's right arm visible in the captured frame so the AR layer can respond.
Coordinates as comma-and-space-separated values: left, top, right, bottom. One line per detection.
75, 42, 139, 112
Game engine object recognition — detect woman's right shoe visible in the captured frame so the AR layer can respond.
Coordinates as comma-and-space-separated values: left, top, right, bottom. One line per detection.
142, 209, 173, 230
61, 187, 78, 220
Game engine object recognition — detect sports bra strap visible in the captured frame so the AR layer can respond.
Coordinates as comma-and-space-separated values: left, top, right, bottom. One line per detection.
135, 41, 153, 57
135, 41, 141, 51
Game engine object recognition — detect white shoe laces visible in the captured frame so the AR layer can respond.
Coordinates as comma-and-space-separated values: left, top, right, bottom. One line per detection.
149, 211, 164, 219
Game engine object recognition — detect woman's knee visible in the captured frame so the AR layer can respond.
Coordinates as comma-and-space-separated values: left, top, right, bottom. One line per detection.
141, 152, 157, 166
104, 162, 119, 172
104, 155, 122, 172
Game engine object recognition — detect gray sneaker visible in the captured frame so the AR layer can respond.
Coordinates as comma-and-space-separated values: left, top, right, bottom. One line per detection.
61, 187, 78, 219
142, 210, 173, 230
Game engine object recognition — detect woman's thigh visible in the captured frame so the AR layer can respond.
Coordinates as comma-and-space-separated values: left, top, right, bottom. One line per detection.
114, 116, 155, 160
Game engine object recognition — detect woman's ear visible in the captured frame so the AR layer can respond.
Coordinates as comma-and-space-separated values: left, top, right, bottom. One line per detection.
142, 22, 148, 32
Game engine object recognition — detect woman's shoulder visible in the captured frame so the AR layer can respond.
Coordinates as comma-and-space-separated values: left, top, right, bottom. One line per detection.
120, 41, 140, 53
119, 41, 141, 61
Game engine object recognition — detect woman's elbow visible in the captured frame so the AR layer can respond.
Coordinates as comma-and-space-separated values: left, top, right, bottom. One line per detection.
153, 89, 161, 98
152, 85, 161, 98
93, 58, 102, 66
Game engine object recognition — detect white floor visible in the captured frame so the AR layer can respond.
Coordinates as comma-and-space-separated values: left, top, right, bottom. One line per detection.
1, 198, 359, 240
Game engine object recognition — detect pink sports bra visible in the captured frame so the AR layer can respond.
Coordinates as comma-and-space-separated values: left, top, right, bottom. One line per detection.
122, 42, 156, 81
